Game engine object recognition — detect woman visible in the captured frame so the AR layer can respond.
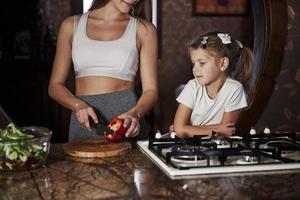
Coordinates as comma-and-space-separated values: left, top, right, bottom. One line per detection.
48, 0, 158, 141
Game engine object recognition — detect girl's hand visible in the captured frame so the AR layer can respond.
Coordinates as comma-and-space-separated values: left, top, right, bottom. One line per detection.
75, 102, 98, 131
118, 111, 140, 138
217, 122, 236, 137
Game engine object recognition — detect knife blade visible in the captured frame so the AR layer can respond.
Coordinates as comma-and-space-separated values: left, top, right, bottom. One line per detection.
95, 123, 115, 136
89, 117, 114, 135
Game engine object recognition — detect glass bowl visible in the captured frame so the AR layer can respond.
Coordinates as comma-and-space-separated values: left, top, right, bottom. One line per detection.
0, 126, 52, 171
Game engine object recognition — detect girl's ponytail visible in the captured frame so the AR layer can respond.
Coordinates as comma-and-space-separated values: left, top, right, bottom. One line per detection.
234, 46, 254, 105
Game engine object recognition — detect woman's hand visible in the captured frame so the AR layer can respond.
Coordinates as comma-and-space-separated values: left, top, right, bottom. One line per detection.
217, 122, 236, 137
75, 102, 98, 131
118, 110, 140, 138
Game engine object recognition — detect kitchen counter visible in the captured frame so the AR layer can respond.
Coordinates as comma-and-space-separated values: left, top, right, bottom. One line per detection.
1, 144, 300, 200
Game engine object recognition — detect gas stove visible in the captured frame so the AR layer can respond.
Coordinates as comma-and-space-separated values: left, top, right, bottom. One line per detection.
137, 131, 300, 179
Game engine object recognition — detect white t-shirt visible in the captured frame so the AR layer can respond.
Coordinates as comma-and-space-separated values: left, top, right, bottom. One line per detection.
176, 78, 248, 125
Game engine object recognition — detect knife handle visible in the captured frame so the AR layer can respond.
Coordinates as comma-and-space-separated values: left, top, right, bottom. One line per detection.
89, 117, 98, 128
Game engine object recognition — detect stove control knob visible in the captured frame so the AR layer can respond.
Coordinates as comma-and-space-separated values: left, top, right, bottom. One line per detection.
264, 127, 271, 134
249, 127, 256, 135
155, 130, 162, 139
170, 132, 176, 139
182, 184, 188, 190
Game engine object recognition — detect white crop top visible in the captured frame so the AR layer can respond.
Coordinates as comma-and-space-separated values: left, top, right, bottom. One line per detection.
72, 12, 139, 81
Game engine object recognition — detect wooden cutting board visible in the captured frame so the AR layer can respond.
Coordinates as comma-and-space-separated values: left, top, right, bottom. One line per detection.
63, 139, 132, 158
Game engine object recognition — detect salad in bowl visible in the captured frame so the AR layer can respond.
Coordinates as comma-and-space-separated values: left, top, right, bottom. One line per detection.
0, 123, 52, 171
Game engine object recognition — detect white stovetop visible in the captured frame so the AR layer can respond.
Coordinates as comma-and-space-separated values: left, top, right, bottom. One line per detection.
137, 140, 300, 179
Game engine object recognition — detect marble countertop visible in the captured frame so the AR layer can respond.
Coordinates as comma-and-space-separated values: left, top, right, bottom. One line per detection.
1, 143, 300, 200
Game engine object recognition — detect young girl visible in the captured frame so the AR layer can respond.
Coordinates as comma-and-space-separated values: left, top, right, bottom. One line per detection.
48, 0, 157, 141
173, 31, 253, 137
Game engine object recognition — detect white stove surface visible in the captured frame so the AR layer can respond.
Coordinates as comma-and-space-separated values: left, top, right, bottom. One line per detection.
137, 140, 300, 179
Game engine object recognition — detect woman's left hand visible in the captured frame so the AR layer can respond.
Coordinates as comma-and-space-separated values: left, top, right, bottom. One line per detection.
118, 111, 140, 138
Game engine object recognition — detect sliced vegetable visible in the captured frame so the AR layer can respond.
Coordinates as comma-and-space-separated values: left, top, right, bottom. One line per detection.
103, 117, 127, 143
108, 118, 127, 136
0, 123, 47, 170
103, 130, 122, 143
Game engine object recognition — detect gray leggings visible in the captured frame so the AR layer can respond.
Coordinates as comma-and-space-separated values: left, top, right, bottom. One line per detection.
69, 89, 150, 141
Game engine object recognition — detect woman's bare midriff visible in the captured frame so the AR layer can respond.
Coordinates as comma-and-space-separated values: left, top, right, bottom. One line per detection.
75, 76, 135, 96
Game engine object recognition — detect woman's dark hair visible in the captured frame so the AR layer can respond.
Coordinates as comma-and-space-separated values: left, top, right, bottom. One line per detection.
89, 0, 152, 21
188, 31, 254, 105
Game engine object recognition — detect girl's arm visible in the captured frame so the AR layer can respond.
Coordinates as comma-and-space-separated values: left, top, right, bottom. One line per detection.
48, 16, 98, 130
118, 20, 158, 137
173, 104, 240, 137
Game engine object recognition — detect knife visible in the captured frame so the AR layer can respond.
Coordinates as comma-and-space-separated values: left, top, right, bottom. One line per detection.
89, 116, 114, 135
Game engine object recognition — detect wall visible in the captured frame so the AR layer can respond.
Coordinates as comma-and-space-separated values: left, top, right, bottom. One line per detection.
256, 1, 300, 132
39, 0, 71, 33
156, 0, 253, 132
46, 0, 298, 134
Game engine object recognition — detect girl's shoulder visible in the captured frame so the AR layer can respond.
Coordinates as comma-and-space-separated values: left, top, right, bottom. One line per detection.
181, 79, 204, 95
225, 78, 243, 89
223, 78, 245, 96
187, 79, 203, 90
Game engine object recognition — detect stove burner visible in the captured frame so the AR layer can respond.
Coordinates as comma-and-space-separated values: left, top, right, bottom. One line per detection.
172, 155, 206, 161
235, 157, 258, 165
265, 141, 300, 158
240, 149, 256, 156
266, 140, 296, 149
211, 137, 231, 148
242, 155, 258, 163
170, 156, 209, 168
171, 145, 208, 154
170, 145, 208, 161
236, 150, 258, 164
